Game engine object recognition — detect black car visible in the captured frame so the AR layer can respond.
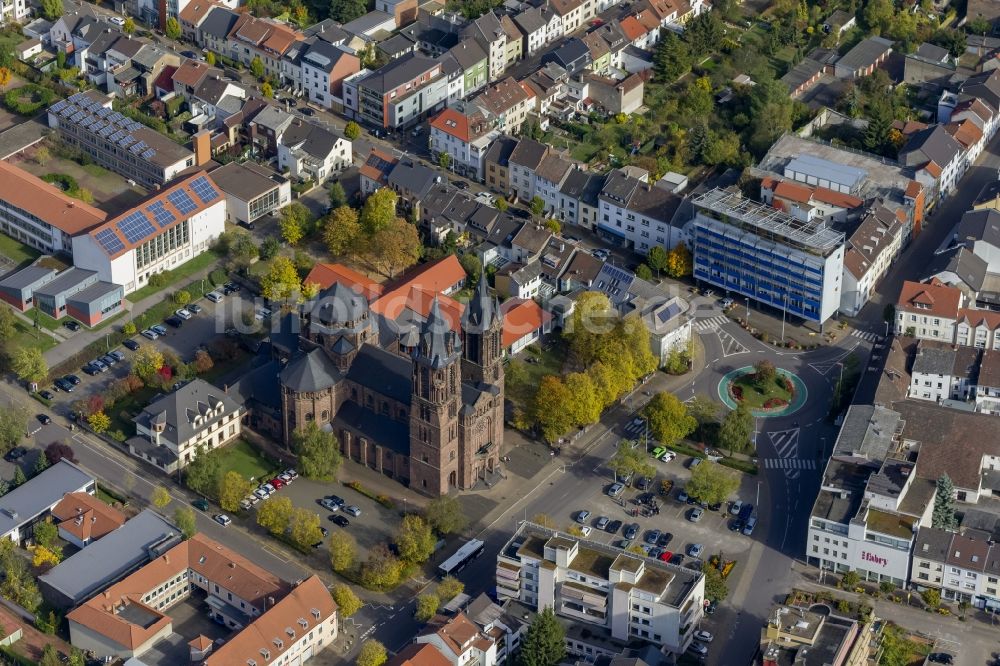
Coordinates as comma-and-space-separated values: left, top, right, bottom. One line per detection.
82, 364, 100, 376
636, 476, 652, 491
325, 494, 345, 507
300, 107, 315, 116
708, 502, 722, 512
38, 390, 54, 400
54, 378, 73, 392
123, 339, 140, 351
511, 207, 532, 219
65, 374, 81, 386
36, 414, 50, 425
657, 532, 673, 547
623, 522, 639, 540
62, 320, 81, 332
450, 179, 469, 190
669, 553, 684, 565
928, 654, 954, 665
605, 519, 622, 534
738, 503, 754, 521
180, 50, 198, 58
4, 447, 26, 462
224, 282, 241, 292
164, 316, 183, 328
329, 515, 350, 527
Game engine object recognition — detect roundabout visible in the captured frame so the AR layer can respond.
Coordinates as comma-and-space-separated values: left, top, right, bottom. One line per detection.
717, 365, 808, 417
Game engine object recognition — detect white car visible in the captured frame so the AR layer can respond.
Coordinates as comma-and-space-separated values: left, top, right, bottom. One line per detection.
239, 499, 252, 510
659, 450, 676, 462
284, 468, 298, 480
579, 526, 592, 537
262, 483, 276, 494
246, 494, 260, 506
693, 630, 714, 643
206, 291, 224, 303
109, 15, 125, 25
254, 488, 269, 500
278, 473, 293, 484
214, 514, 232, 527
730, 500, 744, 516
687, 641, 708, 657
175, 308, 192, 320
141, 329, 159, 340
343, 505, 362, 517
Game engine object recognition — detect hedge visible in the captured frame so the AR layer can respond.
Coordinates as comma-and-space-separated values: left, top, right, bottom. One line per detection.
3, 84, 56, 115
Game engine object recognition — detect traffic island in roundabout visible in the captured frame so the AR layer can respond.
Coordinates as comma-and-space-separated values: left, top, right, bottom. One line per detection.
718, 362, 808, 418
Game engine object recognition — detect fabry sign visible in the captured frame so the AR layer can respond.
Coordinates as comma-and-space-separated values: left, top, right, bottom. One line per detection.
861, 551, 887, 567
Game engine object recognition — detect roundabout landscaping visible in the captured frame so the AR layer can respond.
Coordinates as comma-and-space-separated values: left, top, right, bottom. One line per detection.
718, 362, 808, 418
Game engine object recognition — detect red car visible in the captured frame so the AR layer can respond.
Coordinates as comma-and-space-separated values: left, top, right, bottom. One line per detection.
659, 550, 673, 562
270, 478, 285, 490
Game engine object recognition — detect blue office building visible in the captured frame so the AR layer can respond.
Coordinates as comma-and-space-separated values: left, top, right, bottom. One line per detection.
691, 188, 845, 325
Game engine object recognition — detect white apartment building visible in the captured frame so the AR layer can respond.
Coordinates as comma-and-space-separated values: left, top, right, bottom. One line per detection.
907, 340, 978, 403
841, 205, 904, 317
429, 103, 499, 181
277, 118, 352, 184
598, 169, 681, 255
911, 527, 1000, 609
72, 173, 226, 295
496, 522, 705, 657
0, 0, 29, 26
894, 279, 963, 341
508, 138, 548, 202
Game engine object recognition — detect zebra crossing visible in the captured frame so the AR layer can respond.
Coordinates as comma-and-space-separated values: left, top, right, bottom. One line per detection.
623, 419, 646, 438
850, 329, 882, 342
693, 315, 728, 333
760, 458, 817, 470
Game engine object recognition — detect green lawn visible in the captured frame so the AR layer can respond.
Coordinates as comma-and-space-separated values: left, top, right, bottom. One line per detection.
0, 234, 41, 268
506, 340, 567, 408
107, 385, 159, 436
11, 319, 56, 352
217, 439, 275, 483
32, 310, 62, 331
127, 251, 221, 303
730, 373, 793, 409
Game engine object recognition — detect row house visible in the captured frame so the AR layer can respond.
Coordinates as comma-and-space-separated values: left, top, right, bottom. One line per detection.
911, 527, 1000, 609
359, 147, 399, 195
522, 63, 571, 124
512, 6, 559, 57
907, 340, 979, 403
976, 350, 1000, 413
447, 40, 489, 97
227, 13, 303, 81
534, 153, 575, 216
463, 12, 508, 82
508, 138, 549, 202
343, 52, 449, 129
597, 168, 681, 254
894, 278, 964, 341
196, 6, 240, 57
296, 38, 361, 110
840, 204, 904, 317
500, 15, 523, 68
898, 124, 965, 203
472, 77, 535, 135
177, 0, 218, 42
429, 103, 499, 181
945, 117, 987, 167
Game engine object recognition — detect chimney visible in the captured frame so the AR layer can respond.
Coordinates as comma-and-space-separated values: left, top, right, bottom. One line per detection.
193, 129, 212, 167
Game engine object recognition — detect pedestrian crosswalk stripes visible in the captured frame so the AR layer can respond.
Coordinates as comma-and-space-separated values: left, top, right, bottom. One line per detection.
850, 329, 881, 342
693, 315, 728, 333
760, 458, 817, 470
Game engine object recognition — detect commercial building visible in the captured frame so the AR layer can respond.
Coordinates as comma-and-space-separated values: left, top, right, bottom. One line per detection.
344, 52, 449, 129
0, 460, 96, 545
0, 266, 58, 312
48, 91, 196, 188
32, 267, 125, 326
759, 605, 883, 666
691, 188, 845, 325
72, 172, 226, 295
129, 378, 243, 473
496, 522, 705, 657
0, 161, 107, 255
209, 161, 291, 225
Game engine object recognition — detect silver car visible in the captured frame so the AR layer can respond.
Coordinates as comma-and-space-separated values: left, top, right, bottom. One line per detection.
343, 505, 362, 517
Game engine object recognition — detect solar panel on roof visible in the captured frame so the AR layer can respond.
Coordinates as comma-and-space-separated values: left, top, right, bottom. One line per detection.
141, 148, 156, 160
50, 100, 67, 114
166, 189, 197, 215
97, 107, 112, 118
656, 301, 682, 324
190, 176, 219, 204
130, 141, 147, 155
119, 135, 134, 147
147, 201, 175, 228
95, 228, 125, 255
116, 211, 156, 244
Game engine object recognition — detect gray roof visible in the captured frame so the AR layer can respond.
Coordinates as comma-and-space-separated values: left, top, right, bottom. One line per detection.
358, 52, 439, 94
0, 266, 56, 291
915, 42, 950, 62
134, 379, 242, 447
0, 460, 94, 539
229, 358, 282, 412
912, 340, 958, 376
312, 281, 369, 328
926, 246, 987, 292
66, 281, 121, 307
900, 125, 963, 168
343, 10, 394, 35
251, 104, 294, 131
914, 526, 954, 563
832, 404, 901, 460
280, 118, 343, 160
378, 33, 416, 57
281, 348, 342, 392
483, 135, 518, 167
200, 6, 240, 39
448, 40, 488, 69
209, 161, 284, 201
780, 57, 824, 91
957, 207, 1000, 249
193, 74, 242, 106
301, 38, 353, 74
837, 36, 893, 73
346, 345, 413, 403
546, 39, 591, 73
336, 401, 409, 454
34, 268, 96, 299
513, 6, 546, 34
304, 19, 350, 44
131, 43, 172, 70
39, 510, 181, 606
960, 69, 1000, 111
508, 138, 548, 171
387, 160, 439, 198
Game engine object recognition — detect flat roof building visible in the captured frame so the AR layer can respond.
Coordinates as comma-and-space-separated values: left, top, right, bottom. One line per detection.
0, 265, 57, 312
209, 161, 291, 224
32, 267, 124, 327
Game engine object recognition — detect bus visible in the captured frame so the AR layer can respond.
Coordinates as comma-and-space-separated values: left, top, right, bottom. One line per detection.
438, 539, 485, 577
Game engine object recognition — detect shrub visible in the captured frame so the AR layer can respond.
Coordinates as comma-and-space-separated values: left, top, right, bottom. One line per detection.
4, 84, 55, 115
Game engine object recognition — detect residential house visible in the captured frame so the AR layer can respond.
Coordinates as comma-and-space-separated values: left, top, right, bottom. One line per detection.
0, 460, 95, 545
344, 52, 449, 129
841, 204, 904, 317
911, 527, 1000, 607
473, 77, 534, 134
582, 72, 644, 114
545, 38, 591, 76
534, 154, 575, 215
49, 492, 125, 549
898, 125, 965, 200
415, 612, 499, 665
278, 118, 352, 184
908, 340, 963, 403
923, 246, 987, 304
178, 0, 218, 42
387, 644, 452, 666
375, 0, 418, 26
557, 168, 604, 228
463, 12, 507, 81
387, 159, 440, 213
483, 135, 518, 193
249, 103, 294, 157
500, 15, 523, 67
975, 350, 1000, 413
359, 147, 400, 195
447, 40, 489, 96
894, 278, 964, 340
955, 207, 1000, 273
641, 295, 693, 366
298, 38, 361, 110
598, 168, 681, 255
495, 262, 543, 299
508, 138, 549, 202
512, 6, 549, 56
429, 103, 498, 180
226, 13, 303, 82
958, 70, 1000, 139
197, 6, 240, 57
342, 11, 396, 38
760, 176, 863, 224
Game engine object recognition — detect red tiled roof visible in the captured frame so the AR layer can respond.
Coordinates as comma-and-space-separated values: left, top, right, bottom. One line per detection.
500, 298, 551, 347
0, 162, 106, 235
430, 107, 471, 143
153, 65, 177, 95
304, 263, 384, 300
387, 643, 452, 666
358, 148, 398, 185
618, 15, 647, 41
905, 180, 923, 198
922, 160, 942, 178
51, 492, 125, 544
371, 255, 467, 319
896, 279, 962, 319
945, 119, 984, 150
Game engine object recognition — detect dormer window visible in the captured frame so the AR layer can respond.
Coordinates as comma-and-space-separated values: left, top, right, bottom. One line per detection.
259, 648, 270, 660
311, 608, 321, 619
273, 638, 283, 649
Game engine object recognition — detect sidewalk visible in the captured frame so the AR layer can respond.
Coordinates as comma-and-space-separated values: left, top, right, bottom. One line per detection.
43, 263, 219, 367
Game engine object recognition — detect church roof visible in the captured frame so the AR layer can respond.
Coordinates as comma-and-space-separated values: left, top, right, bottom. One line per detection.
280, 348, 341, 392
314, 281, 369, 326
462, 271, 500, 334
419, 297, 460, 369
346, 345, 413, 403
336, 401, 409, 455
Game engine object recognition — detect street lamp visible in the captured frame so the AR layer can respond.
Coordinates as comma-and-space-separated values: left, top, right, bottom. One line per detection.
745, 297, 750, 321
780, 293, 788, 342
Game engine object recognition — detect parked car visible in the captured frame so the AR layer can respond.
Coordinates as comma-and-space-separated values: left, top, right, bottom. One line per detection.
607, 482, 625, 497
742, 515, 757, 536
239, 499, 252, 510
651, 446, 666, 459
63, 320, 81, 332
214, 514, 232, 527
623, 522, 639, 540
720, 298, 734, 309
928, 654, 954, 665
329, 515, 350, 527
91, 359, 108, 373
4, 447, 26, 462
319, 498, 338, 510
688, 457, 702, 469
82, 364, 100, 376
100, 354, 117, 367
151, 324, 168, 336
255, 488, 270, 500
677, 489, 689, 503
644, 529, 661, 544
579, 526, 592, 537
206, 291, 224, 303
180, 50, 198, 58
689, 507, 704, 522
284, 469, 298, 480
325, 494, 345, 507
693, 630, 714, 643
687, 641, 708, 657
595, 516, 610, 530
175, 308, 193, 320
164, 316, 183, 328
109, 350, 125, 362
65, 374, 81, 385
300, 107, 315, 116
192, 499, 209, 511
123, 339, 141, 351
730, 500, 744, 516
343, 505, 362, 517
738, 503, 754, 521
636, 477, 652, 491
55, 378, 74, 392
38, 390, 54, 400
270, 478, 285, 489
657, 532, 673, 547
606, 519, 622, 534
141, 329, 159, 340
576, 510, 591, 524
109, 16, 125, 26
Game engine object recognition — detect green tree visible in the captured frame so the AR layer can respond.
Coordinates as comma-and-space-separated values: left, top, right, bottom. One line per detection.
0, 408, 24, 454
437, 576, 464, 602
666, 242, 693, 278
922, 588, 941, 608
324, 205, 361, 256
519, 607, 565, 666
329, 181, 348, 209
343, 121, 361, 140
12, 466, 26, 488
687, 394, 719, 442
360, 544, 403, 589
359, 188, 398, 235
250, 56, 265, 79
261, 256, 302, 303
165, 16, 181, 39
123, 17, 135, 34
459, 253, 482, 285
11, 347, 47, 383
653, 31, 691, 81
68, 649, 85, 666
261, 81, 274, 98
415, 593, 440, 621
0, 306, 15, 340
87, 411, 110, 434
753, 359, 777, 387
565, 291, 616, 364
718, 403, 754, 454
842, 570, 860, 587
33, 519, 58, 551
968, 17, 992, 35
438, 151, 452, 169
132, 346, 165, 382
494, 196, 508, 212
635, 264, 653, 281
607, 441, 655, 482
280, 202, 310, 246
39, 644, 61, 666
529, 196, 545, 218
863, 97, 892, 154
357, 640, 387, 666
0, 543, 41, 611
702, 563, 729, 602
218, 471, 253, 512
257, 496, 293, 535
331, 583, 363, 617
40, 0, 62, 19
122, 320, 137, 336
564, 371, 601, 426
643, 392, 696, 446
329, 0, 368, 22
424, 495, 468, 535
184, 446, 223, 498
395, 514, 435, 564
173, 289, 191, 305
329, 531, 357, 572
932, 474, 958, 530
293, 422, 342, 480
289, 507, 323, 549
645, 247, 668, 276
151, 485, 171, 509
687, 461, 739, 505
260, 237, 280, 260
361, 217, 422, 278
205, 51, 217, 65
531, 375, 577, 443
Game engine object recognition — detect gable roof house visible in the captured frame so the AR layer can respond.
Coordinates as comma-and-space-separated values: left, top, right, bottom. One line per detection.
472, 77, 535, 135
50, 491, 126, 549
360, 147, 400, 195
277, 118, 352, 184
894, 278, 964, 341
834, 36, 892, 79
512, 6, 550, 56
840, 204, 904, 316
0, 460, 96, 545
429, 103, 498, 181
507, 137, 550, 202
226, 14, 303, 81
416, 612, 498, 665
196, 6, 240, 56
898, 124, 965, 202
178, 0, 219, 42
296, 38, 361, 110
462, 12, 508, 81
